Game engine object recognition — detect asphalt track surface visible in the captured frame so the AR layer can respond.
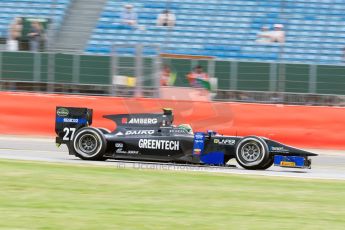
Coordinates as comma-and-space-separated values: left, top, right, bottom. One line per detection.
0, 136, 344, 180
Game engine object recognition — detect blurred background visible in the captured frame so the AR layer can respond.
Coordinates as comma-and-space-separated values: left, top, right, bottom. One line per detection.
1, 0, 345, 106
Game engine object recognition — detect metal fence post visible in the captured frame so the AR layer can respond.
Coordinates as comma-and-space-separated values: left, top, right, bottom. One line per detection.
47, 52, 55, 92
110, 45, 118, 96
277, 63, 286, 92
309, 64, 317, 94
230, 61, 238, 90
269, 62, 277, 92
33, 52, 41, 91
72, 53, 80, 93
135, 44, 143, 97
153, 45, 161, 98
208, 59, 215, 78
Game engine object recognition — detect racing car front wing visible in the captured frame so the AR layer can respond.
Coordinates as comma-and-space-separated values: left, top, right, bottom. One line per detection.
274, 155, 312, 169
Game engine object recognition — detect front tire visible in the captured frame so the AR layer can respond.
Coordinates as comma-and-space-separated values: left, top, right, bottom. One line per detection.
257, 157, 274, 170
235, 136, 270, 170
72, 127, 107, 161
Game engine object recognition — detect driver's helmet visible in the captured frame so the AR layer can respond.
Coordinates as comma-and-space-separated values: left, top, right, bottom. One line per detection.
178, 124, 193, 134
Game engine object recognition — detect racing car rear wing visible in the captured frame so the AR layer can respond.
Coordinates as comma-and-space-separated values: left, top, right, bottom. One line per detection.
55, 107, 93, 144
103, 108, 174, 132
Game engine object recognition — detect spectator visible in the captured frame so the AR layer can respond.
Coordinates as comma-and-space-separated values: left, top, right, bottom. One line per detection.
270, 24, 285, 43
157, 9, 176, 27
27, 21, 43, 52
6, 17, 23, 51
187, 65, 209, 88
160, 65, 176, 86
121, 4, 137, 27
256, 25, 271, 44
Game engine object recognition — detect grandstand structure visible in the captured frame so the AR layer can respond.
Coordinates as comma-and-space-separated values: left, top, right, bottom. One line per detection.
85, 0, 345, 63
0, 0, 344, 63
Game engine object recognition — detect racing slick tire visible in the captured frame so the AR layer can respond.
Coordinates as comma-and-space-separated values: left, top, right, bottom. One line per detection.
235, 136, 270, 170
98, 128, 111, 134
71, 127, 107, 161
257, 156, 274, 170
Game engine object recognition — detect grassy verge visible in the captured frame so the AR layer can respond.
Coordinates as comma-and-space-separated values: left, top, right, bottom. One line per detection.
0, 159, 344, 230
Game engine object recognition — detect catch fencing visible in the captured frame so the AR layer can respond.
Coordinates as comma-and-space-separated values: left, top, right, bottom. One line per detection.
1, 46, 345, 106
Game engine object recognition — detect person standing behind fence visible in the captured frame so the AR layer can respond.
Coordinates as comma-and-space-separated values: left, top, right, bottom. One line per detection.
160, 65, 176, 86
157, 9, 176, 27
27, 21, 43, 52
187, 65, 209, 88
7, 17, 23, 51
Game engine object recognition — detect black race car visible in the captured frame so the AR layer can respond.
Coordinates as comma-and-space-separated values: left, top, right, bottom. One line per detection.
55, 107, 317, 170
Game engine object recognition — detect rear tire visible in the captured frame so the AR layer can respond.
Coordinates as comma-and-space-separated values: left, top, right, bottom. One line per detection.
72, 127, 107, 161
98, 128, 111, 134
235, 136, 270, 170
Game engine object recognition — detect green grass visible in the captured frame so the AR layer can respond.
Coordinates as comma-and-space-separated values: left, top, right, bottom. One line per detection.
0, 159, 344, 230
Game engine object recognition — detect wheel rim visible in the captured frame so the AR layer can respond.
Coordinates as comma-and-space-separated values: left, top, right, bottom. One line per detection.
78, 134, 98, 155
241, 142, 261, 162
236, 137, 267, 167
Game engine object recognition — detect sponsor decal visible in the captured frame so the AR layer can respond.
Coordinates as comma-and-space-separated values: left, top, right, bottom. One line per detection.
280, 161, 296, 167
116, 148, 139, 155
125, 130, 155, 135
57, 108, 69, 117
116, 148, 127, 154
194, 148, 201, 155
63, 118, 79, 123
169, 129, 187, 134
121, 117, 128, 124
56, 117, 86, 124
214, 139, 235, 145
128, 118, 158, 125
115, 143, 123, 148
195, 134, 204, 139
127, 150, 139, 155
115, 132, 124, 136
271, 146, 288, 152
138, 139, 179, 151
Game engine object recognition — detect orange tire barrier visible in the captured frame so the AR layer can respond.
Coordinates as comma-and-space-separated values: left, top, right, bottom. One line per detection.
0, 92, 344, 149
